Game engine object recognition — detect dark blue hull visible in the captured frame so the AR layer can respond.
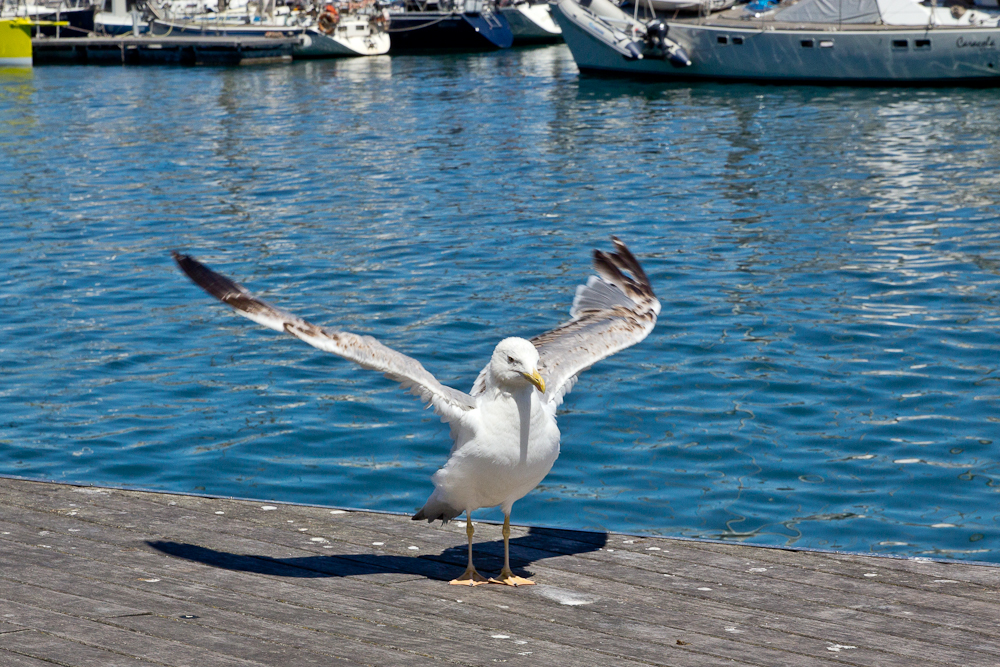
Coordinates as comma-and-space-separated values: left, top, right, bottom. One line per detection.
388, 11, 512, 51
37, 7, 95, 38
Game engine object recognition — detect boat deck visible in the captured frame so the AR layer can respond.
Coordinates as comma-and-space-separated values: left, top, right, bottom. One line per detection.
643, 5, 1000, 29
1, 476, 999, 666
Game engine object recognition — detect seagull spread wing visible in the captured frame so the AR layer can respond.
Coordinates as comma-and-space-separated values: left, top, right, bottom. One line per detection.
173, 252, 476, 424
471, 237, 659, 407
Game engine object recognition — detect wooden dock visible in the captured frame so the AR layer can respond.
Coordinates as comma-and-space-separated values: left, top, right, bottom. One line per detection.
1, 476, 998, 666
31, 35, 298, 66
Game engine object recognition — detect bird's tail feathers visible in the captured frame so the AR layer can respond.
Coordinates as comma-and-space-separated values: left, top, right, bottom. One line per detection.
412, 495, 463, 523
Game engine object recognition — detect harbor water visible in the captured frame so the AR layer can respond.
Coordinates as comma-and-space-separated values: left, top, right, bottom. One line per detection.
2, 48, 999, 561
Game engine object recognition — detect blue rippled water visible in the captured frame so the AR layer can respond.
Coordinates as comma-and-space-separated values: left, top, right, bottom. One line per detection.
2, 49, 999, 561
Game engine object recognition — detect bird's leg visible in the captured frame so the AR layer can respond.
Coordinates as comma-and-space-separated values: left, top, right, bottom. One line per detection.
489, 514, 535, 586
449, 512, 487, 586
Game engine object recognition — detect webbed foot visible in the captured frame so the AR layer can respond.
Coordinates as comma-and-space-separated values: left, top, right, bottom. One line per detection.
449, 566, 488, 586
488, 567, 535, 586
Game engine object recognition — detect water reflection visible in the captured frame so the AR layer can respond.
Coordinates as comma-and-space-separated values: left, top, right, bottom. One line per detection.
0, 67, 36, 139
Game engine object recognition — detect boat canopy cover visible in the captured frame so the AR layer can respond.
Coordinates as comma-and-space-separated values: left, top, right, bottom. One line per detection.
772, 0, 932, 25
773, 0, 880, 23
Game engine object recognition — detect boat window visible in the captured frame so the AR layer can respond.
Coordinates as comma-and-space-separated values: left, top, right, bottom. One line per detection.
892, 40, 908, 49
800, 39, 814, 48
733, 36, 744, 45
820, 40, 833, 48
915, 39, 931, 49
717, 36, 729, 45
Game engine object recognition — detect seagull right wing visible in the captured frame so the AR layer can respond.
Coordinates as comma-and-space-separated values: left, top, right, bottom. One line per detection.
530, 237, 659, 408
173, 252, 476, 425
468, 237, 659, 408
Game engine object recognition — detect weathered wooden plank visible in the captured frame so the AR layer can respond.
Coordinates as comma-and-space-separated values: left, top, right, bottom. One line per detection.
0, 647, 73, 667
1, 620, 27, 633
0, 577, 150, 620
3, 486, 996, 667
671, 539, 1000, 603
0, 551, 590, 667
0, 632, 161, 667
768, 547, 1000, 601
0, 600, 263, 667
108, 615, 378, 667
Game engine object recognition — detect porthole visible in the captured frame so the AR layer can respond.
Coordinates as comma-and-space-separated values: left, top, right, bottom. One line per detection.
801, 39, 814, 48
717, 35, 729, 45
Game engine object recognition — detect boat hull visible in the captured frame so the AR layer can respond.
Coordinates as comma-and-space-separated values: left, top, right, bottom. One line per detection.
1, 17, 32, 66
387, 10, 513, 50
554, 1, 1000, 84
35, 7, 95, 38
95, 12, 148, 36
500, 3, 561, 43
297, 25, 389, 56
150, 19, 387, 56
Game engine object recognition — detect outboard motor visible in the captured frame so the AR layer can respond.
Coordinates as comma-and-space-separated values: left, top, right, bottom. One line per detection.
645, 20, 668, 50
642, 17, 690, 66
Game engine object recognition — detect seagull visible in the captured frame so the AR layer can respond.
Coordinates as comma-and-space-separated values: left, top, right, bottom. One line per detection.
173, 237, 659, 586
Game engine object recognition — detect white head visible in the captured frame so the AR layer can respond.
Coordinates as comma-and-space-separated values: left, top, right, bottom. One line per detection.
489, 337, 545, 394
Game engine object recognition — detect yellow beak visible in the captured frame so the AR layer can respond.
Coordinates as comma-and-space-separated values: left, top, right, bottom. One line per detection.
523, 369, 546, 394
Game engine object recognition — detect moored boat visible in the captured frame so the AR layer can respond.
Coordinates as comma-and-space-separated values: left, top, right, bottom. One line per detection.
95, 0, 148, 35
148, 0, 389, 56
386, 0, 513, 50
553, 0, 1000, 84
0, 16, 33, 65
498, 0, 561, 43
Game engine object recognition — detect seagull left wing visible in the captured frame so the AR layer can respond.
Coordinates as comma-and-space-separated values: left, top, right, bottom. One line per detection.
173, 252, 476, 424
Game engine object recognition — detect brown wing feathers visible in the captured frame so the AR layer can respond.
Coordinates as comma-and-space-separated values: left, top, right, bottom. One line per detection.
592, 237, 656, 308
172, 251, 275, 323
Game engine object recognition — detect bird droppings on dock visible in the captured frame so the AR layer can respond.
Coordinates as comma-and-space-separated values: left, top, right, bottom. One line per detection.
2, 477, 1000, 666
828, 644, 858, 652
536, 586, 597, 606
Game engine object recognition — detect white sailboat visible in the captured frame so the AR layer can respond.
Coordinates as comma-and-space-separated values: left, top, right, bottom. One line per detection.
148, 0, 390, 56
554, 0, 1000, 84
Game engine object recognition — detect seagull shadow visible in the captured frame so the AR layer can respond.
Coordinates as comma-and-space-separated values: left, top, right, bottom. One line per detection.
146, 527, 606, 582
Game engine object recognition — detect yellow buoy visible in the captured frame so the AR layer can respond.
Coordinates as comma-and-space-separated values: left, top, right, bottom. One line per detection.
0, 18, 34, 68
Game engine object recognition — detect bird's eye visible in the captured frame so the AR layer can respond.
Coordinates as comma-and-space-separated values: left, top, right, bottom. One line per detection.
506, 356, 516, 365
